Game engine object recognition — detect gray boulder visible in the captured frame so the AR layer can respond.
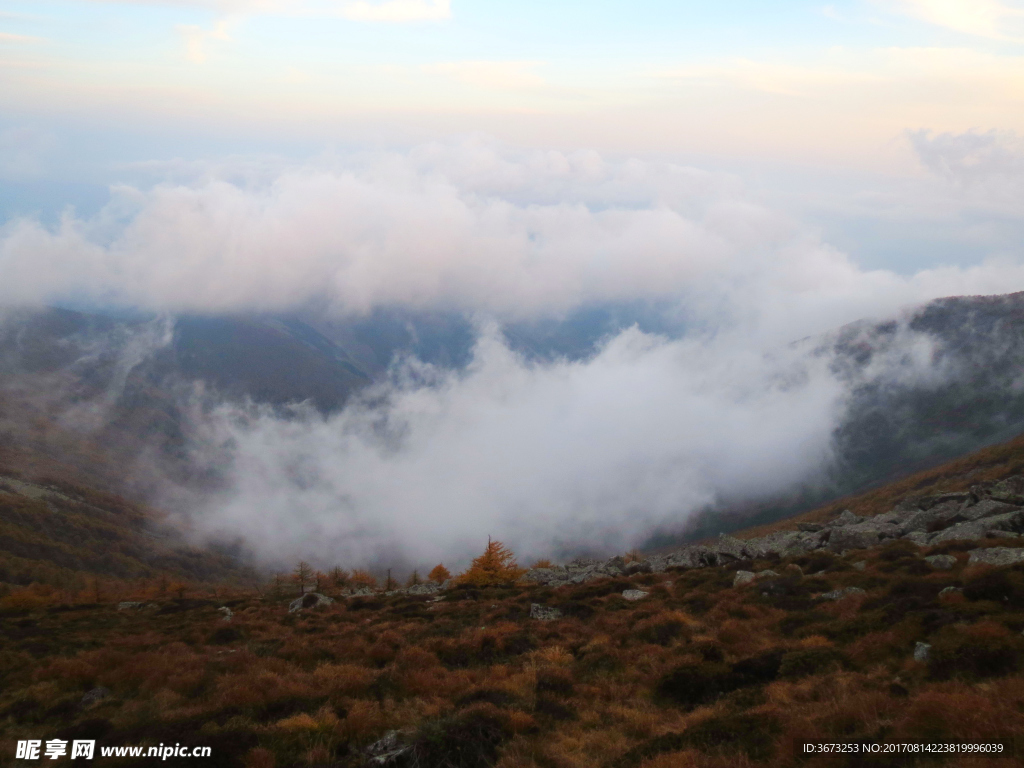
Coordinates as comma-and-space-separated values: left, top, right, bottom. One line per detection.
852, 561, 867, 571
916, 492, 972, 510
913, 642, 931, 663
713, 534, 749, 561
621, 589, 649, 601
930, 510, 1024, 545
117, 601, 143, 611
939, 586, 962, 598
406, 583, 442, 595
959, 498, 1020, 522
530, 604, 564, 621
967, 547, 1024, 566
520, 567, 568, 585
831, 509, 863, 527
623, 559, 653, 575
797, 522, 824, 532
924, 555, 957, 570
218, 606, 233, 621
899, 500, 966, 534
828, 526, 880, 553
989, 476, 1024, 505
288, 592, 334, 613
733, 570, 756, 587
365, 730, 412, 766
902, 531, 934, 547
818, 587, 866, 601
81, 687, 110, 707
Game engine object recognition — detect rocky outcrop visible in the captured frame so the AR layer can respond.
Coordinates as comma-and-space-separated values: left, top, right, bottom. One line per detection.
621, 589, 649, 601
530, 604, 563, 621
967, 547, 1024, 566
288, 592, 334, 613
513, 475, 1024, 591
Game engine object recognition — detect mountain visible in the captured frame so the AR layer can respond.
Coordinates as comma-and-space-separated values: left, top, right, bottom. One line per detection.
7, 292, 1024, 547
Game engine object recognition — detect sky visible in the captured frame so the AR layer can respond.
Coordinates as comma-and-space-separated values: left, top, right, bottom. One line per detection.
3, 1, 1024, 270
5, 0, 1024, 568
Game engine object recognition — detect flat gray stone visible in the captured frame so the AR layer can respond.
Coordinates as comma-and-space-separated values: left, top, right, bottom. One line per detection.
288, 592, 334, 613
530, 603, 564, 620
832, 509, 863, 527
924, 554, 957, 570
621, 589, 649, 601
959, 498, 1019, 522
913, 642, 931, 663
828, 527, 880, 553
818, 586, 866, 601
967, 547, 1024, 567
733, 570, 756, 587
938, 586, 962, 598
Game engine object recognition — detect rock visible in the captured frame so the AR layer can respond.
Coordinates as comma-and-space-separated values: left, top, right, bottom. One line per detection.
988, 530, 1021, 539
938, 586, 962, 598
365, 730, 413, 766
747, 530, 819, 558
902, 531, 934, 547
80, 687, 110, 706
924, 555, 957, 570
713, 534, 749, 561
828, 526, 880, 553
899, 500, 966, 534
959, 498, 1020, 522
218, 606, 233, 621
623, 559, 653, 576
852, 561, 867, 571
913, 642, 931, 663
967, 547, 1024, 567
757, 569, 779, 578
733, 570, 756, 587
117, 601, 143, 611
406, 583, 442, 595
832, 510, 863, 527
916, 492, 972, 511
989, 475, 1024, 505
797, 522, 824, 532
530, 604, 563, 621
818, 587, 866, 601
621, 589, 649, 601
288, 592, 334, 613
930, 510, 1024, 545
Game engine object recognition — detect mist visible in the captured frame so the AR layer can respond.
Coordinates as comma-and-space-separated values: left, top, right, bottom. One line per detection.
6, 139, 1024, 571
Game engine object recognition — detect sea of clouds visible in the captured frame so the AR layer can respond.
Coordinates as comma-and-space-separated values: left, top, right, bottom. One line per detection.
4, 136, 1024, 570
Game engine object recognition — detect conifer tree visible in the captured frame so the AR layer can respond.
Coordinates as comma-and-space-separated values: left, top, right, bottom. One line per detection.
428, 564, 451, 583
457, 538, 526, 587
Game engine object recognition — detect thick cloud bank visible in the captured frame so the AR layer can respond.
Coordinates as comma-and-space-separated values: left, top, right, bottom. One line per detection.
179, 325, 845, 568
7, 138, 1024, 570
4, 139, 1024, 336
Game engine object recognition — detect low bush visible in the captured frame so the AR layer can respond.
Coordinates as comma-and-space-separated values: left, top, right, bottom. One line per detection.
928, 622, 1024, 680
778, 646, 847, 678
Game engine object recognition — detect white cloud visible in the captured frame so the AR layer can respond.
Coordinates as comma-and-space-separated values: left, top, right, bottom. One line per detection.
73, 0, 450, 22
176, 20, 231, 63
5, 139, 1024, 569
177, 325, 846, 568
875, 0, 1024, 41
342, 0, 449, 22
422, 61, 545, 91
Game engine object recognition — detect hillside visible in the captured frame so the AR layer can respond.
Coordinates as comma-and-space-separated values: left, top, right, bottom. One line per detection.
5, 434, 1024, 766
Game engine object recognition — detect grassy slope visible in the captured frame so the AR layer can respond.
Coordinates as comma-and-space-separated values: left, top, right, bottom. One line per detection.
734, 430, 1024, 543
6, 433, 1024, 766
5, 433, 1024, 766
